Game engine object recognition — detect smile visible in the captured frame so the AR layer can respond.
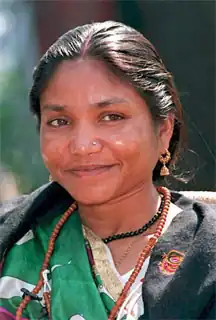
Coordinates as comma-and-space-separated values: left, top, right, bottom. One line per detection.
67, 165, 116, 178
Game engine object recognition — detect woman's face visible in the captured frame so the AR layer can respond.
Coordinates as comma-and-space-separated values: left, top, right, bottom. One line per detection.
40, 59, 173, 205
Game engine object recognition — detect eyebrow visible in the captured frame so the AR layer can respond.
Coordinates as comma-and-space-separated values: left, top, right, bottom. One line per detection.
41, 97, 128, 112
93, 97, 128, 108
42, 105, 65, 112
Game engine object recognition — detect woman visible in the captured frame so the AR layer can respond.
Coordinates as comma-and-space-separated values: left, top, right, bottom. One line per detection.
0, 21, 215, 320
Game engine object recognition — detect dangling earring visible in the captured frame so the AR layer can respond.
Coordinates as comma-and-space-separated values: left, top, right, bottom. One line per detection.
159, 149, 171, 176
49, 175, 53, 182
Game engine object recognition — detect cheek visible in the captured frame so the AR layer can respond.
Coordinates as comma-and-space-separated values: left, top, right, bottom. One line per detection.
107, 123, 158, 160
40, 133, 69, 168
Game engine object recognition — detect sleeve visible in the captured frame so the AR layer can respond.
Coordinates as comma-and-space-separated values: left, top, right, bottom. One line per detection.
0, 195, 27, 273
0, 195, 27, 221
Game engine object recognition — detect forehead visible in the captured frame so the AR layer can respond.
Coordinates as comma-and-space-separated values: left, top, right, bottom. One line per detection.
40, 59, 145, 107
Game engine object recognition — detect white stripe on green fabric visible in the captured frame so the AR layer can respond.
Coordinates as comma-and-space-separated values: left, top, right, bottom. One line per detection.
16, 230, 34, 245
0, 276, 42, 299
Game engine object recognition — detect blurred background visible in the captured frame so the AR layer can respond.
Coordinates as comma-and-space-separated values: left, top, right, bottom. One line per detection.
0, 0, 215, 202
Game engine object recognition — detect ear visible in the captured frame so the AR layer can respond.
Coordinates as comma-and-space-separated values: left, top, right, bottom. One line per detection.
157, 114, 174, 152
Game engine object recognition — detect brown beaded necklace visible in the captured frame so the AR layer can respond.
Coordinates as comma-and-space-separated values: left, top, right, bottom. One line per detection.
16, 186, 171, 320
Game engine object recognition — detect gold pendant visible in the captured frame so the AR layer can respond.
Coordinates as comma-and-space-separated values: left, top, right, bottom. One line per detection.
160, 165, 170, 176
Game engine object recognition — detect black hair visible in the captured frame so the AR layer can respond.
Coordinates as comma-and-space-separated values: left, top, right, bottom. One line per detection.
29, 20, 185, 183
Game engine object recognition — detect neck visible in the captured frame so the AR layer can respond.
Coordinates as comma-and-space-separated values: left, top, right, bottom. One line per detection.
78, 182, 162, 239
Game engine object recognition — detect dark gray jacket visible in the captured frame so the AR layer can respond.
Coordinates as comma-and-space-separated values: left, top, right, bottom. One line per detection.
0, 182, 216, 319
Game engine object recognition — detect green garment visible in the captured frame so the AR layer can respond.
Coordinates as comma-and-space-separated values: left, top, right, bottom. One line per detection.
0, 206, 117, 320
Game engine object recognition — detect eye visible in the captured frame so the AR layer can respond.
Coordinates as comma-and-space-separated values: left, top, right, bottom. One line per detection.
101, 113, 124, 122
47, 118, 71, 127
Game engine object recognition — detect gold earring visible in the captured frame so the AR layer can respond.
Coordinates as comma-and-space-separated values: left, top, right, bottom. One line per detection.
49, 174, 53, 182
159, 149, 171, 176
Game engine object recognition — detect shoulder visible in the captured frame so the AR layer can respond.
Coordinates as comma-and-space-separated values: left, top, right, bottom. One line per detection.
171, 190, 216, 218
0, 183, 49, 222
0, 182, 72, 260
171, 190, 216, 241
0, 184, 46, 259
0, 195, 27, 219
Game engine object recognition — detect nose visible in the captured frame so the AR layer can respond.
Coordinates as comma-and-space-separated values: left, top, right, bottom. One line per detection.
69, 122, 102, 156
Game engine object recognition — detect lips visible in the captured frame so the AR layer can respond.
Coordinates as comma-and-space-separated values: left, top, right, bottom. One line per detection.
67, 164, 116, 177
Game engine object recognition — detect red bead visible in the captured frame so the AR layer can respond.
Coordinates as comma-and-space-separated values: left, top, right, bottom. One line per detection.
148, 237, 157, 246
16, 188, 171, 320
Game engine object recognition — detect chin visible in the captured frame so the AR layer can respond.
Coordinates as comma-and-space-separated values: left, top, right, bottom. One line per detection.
67, 184, 116, 206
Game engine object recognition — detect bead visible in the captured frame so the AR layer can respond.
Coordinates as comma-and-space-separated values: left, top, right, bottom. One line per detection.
16, 201, 77, 319
155, 232, 161, 238
102, 189, 165, 244
16, 187, 171, 320
134, 230, 140, 235
108, 187, 171, 319
148, 237, 157, 246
